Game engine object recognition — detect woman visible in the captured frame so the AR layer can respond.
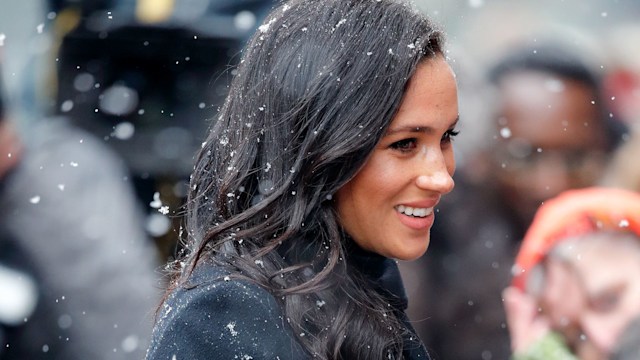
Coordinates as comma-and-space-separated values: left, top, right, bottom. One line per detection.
146, 0, 459, 359
504, 187, 640, 360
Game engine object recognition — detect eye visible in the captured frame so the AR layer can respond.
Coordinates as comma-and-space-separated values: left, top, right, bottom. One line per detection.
591, 290, 621, 313
390, 138, 417, 152
441, 129, 460, 144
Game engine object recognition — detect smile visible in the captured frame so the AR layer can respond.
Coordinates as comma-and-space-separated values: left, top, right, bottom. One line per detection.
395, 205, 433, 218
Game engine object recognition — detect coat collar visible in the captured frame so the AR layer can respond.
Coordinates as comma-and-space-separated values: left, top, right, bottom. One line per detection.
346, 240, 409, 310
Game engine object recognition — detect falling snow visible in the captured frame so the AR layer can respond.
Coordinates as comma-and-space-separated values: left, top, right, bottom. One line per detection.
226, 322, 239, 336
149, 192, 162, 209
61, 100, 74, 112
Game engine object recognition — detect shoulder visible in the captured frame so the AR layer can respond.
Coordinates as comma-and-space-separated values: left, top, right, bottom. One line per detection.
147, 263, 308, 360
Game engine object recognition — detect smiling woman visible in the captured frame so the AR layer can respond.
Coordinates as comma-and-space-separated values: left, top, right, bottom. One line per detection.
146, 0, 459, 359
336, 57, 459, 261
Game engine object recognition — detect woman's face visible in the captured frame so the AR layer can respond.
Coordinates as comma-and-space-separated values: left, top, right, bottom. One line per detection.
335, 56, 459, 260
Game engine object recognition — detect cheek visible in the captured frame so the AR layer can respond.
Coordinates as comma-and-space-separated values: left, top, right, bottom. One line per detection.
335, 183, 355, 220
619, 285, 640, 319
542, 267, 584, 324
335, 169, 382, 224
353, 156, 403, 196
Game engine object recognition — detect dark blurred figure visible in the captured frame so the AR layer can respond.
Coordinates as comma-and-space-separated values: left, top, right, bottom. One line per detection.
50, 0, 275, 258
0, 68, 160, 358
401, 42, 627, 359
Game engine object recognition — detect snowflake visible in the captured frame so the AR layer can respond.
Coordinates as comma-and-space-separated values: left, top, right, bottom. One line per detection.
226, 322, 239, 336
258, 18, 276, 33
149, 192, 162, 209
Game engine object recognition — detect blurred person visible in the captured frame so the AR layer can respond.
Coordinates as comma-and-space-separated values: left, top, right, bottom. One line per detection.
0, 67, 160, 359
400, 41, 627, 359
146, 0, 459, 359
504, 187, 640, 360
600, 130, 640, 193
599, 23, 640, 193
487, 42, 626, 225
601, 23, 640, 127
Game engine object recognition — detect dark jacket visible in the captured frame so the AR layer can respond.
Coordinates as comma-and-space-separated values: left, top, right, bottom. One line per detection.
147, 247, 429, 360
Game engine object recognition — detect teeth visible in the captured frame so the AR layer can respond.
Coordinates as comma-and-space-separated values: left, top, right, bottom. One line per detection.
396, 205, 433, 218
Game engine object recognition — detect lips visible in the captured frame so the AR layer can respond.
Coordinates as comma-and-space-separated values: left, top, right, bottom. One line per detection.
395, 204, 433, 218
394, 203, 436, 230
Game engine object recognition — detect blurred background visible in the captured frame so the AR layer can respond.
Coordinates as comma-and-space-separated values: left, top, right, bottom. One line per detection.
1, 0, 639, 359
2, 0, 639, 260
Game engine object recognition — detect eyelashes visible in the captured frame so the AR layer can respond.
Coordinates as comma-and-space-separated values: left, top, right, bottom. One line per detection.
388, 128, 460, 153
390, 138, 417, 152
442, 129, 460, 143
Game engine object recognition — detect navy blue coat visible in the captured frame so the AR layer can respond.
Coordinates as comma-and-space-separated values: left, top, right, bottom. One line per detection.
147, 249, 430, 360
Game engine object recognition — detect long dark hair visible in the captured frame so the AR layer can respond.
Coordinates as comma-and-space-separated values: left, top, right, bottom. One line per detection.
177, 0, 443, 358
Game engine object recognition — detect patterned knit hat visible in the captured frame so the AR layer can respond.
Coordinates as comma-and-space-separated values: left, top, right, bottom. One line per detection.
512, 187, 640, 290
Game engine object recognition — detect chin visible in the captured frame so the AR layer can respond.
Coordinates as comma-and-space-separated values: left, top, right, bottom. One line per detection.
393, 242, 430, 261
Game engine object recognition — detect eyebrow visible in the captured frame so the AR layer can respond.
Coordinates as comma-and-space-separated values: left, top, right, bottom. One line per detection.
385, 116, 459, 135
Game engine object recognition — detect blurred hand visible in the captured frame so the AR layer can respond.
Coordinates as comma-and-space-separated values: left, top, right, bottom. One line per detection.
503, 286, 551, 353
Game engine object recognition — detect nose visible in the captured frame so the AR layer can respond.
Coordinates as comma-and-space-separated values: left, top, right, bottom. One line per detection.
415, 147, 455, 194
528, 154, 571, 199
580, 315, 626, 355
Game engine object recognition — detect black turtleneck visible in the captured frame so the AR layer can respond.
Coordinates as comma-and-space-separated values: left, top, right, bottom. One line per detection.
347, 243, 431, 359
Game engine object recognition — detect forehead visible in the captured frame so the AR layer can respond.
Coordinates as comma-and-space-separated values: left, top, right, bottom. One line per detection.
390, 56, 458, 127
496, 71, 606, 149
563, 239, 640, 291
